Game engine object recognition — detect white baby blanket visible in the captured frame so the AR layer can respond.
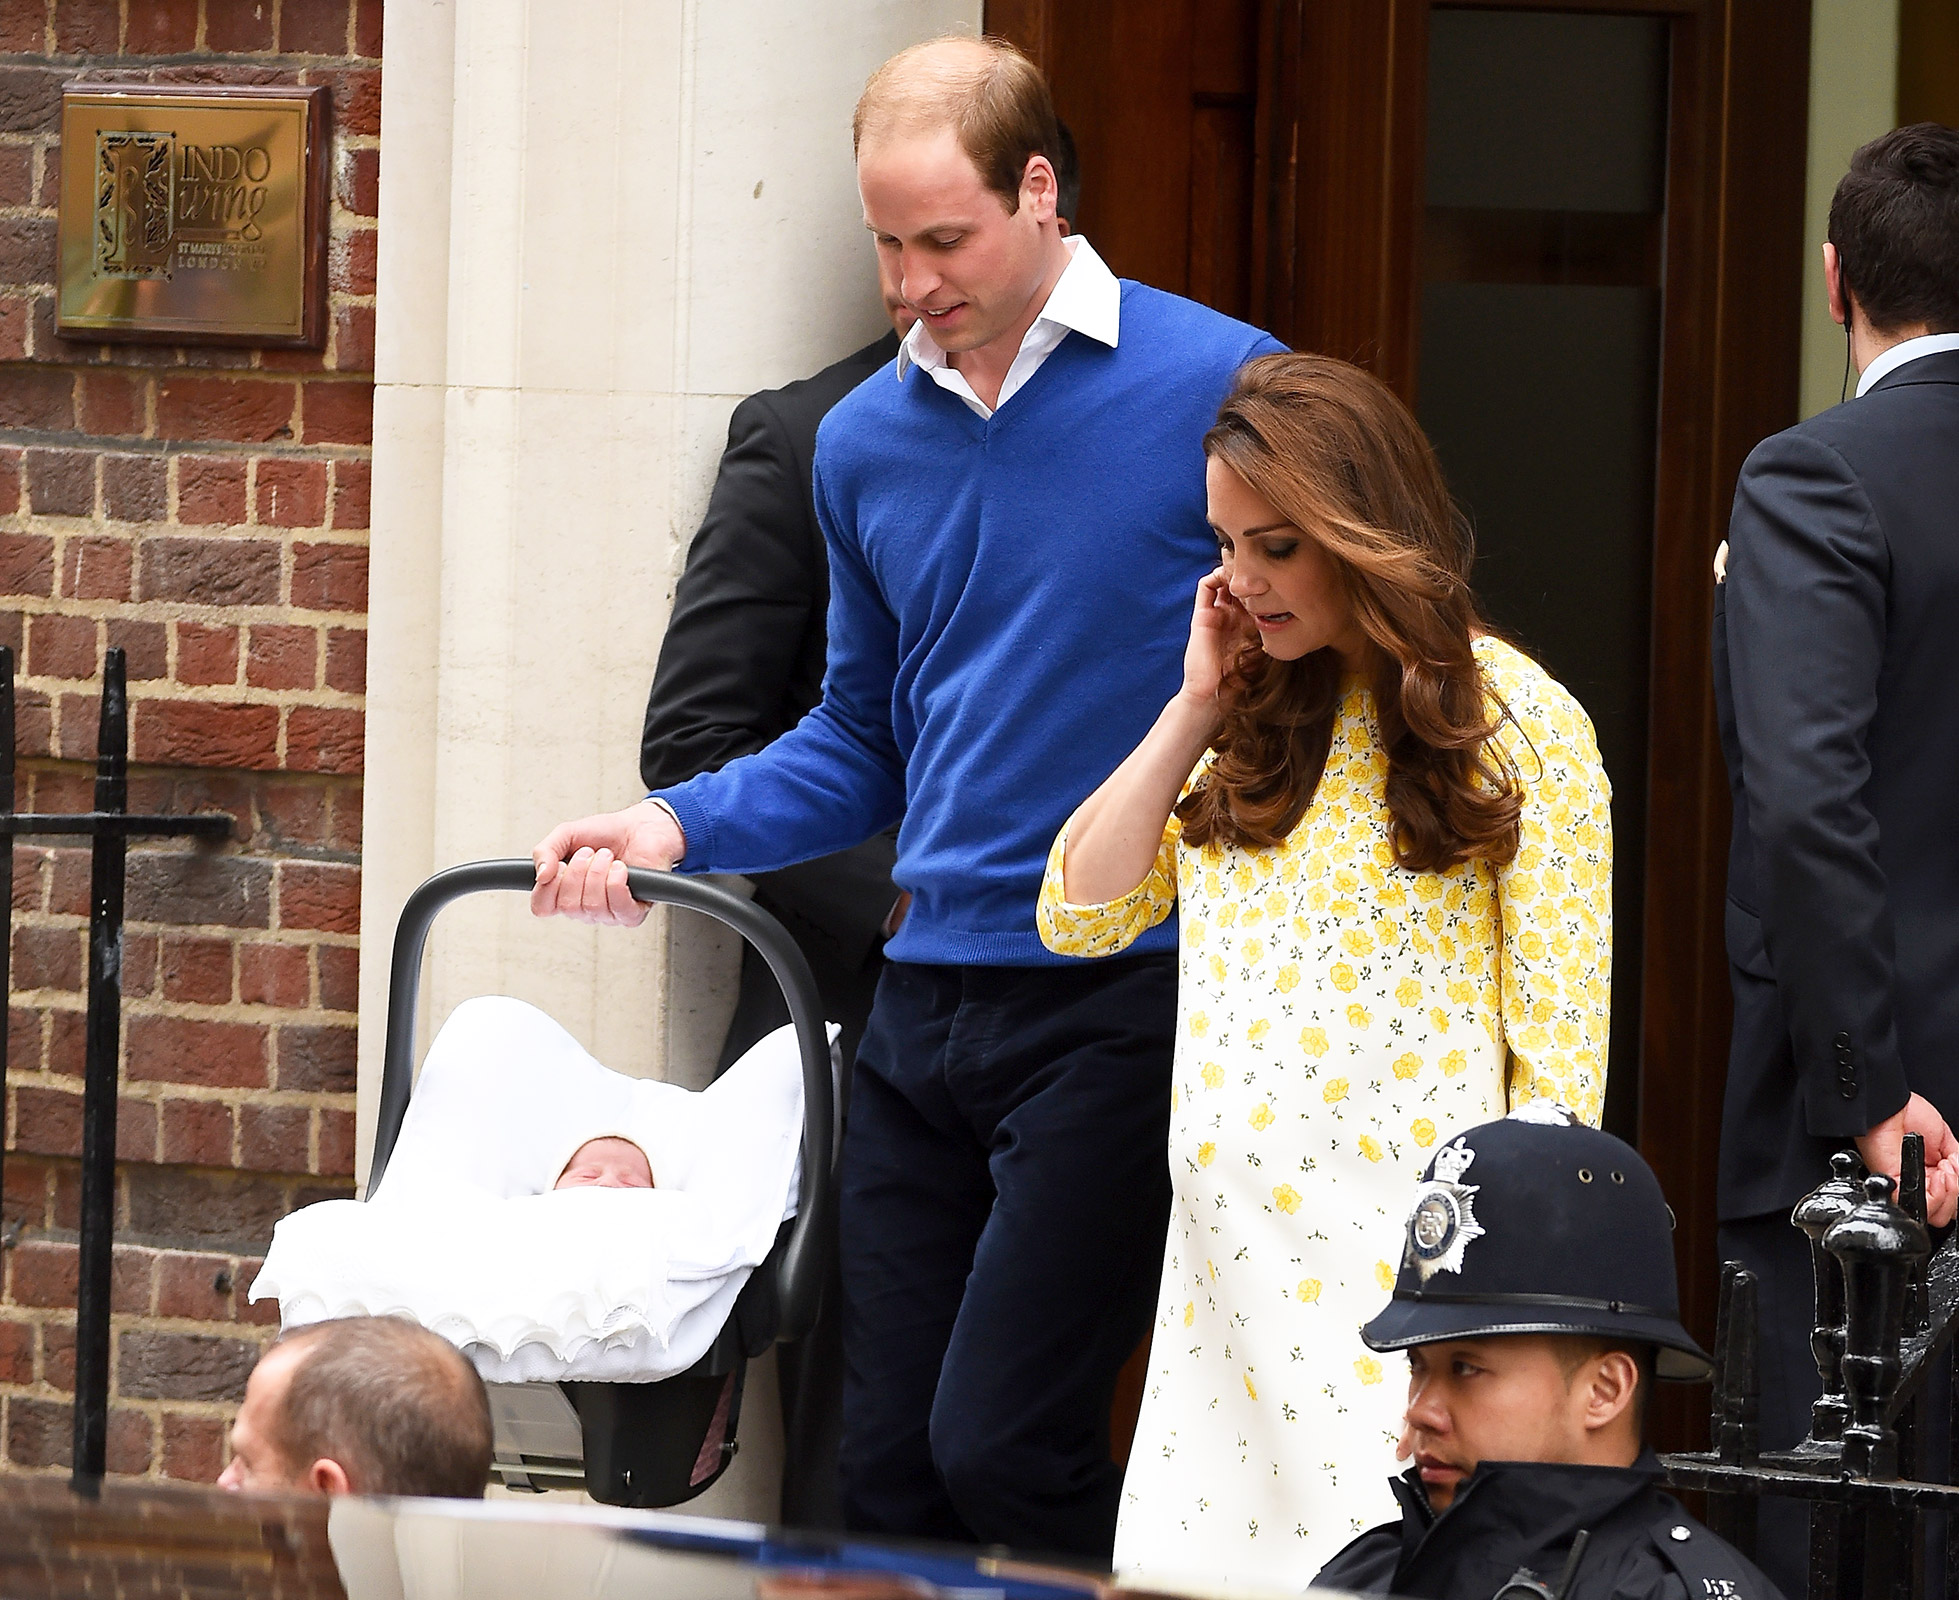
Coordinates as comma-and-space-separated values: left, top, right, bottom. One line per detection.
250, 995, 822, 1383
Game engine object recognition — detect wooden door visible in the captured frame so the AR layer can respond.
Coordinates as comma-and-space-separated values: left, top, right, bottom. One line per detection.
988, 0, 1813, 1457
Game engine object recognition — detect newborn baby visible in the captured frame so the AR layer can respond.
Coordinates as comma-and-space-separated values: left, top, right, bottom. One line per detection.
555, 1136, 654, 1190
253, 996, 819, 1384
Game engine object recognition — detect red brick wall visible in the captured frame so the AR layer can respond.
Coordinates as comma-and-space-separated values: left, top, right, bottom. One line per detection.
1, 0, 378, 1482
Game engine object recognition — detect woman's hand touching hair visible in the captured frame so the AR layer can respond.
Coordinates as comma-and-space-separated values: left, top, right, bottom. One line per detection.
1180, 567, 1254, 710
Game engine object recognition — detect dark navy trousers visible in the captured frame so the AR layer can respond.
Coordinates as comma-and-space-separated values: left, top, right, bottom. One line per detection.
837, 955, 1177, 1561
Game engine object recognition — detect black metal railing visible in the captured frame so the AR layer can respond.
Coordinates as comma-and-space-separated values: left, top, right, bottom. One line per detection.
1, 646, 232, 1490
1664, 1134, 1959, 1600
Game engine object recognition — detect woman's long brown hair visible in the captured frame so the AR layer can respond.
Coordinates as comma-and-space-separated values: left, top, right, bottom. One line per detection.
1175, 354, 1523, 872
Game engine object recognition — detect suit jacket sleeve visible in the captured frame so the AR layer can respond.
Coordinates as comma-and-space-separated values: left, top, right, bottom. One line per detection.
1724, 428, 1912, 1137
641, 392, 820, 791
640, 391, 898, 963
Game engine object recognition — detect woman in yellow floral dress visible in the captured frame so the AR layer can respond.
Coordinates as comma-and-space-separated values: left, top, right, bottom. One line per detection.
1037, 355, 1611, 1592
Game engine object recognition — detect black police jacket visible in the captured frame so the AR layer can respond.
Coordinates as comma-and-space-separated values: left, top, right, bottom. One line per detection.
1312, 1453, 1785, 1600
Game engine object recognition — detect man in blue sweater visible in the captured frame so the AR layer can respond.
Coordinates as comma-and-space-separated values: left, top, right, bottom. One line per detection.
533, 35, 1283, 1558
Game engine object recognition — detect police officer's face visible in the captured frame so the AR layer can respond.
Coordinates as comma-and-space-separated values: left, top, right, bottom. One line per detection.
1398, 1335, 1641, 1509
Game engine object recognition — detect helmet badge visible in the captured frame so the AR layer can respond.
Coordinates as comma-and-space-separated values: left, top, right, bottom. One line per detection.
1405, 1137, 1484, 1284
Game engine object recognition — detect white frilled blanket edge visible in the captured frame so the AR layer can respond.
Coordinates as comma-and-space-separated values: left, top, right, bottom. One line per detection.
248, 995, 823, 1383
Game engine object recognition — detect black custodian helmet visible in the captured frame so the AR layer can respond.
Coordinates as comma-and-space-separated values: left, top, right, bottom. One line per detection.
1360, 1106, 1712, 1380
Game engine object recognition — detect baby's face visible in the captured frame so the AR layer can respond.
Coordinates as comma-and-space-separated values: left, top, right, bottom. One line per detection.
554, 1137, 655, 1191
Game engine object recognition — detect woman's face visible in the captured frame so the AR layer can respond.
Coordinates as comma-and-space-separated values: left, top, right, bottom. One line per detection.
1205, 456, 1366, 666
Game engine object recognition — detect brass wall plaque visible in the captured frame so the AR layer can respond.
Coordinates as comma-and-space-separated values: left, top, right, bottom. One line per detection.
57, 84, 330, 347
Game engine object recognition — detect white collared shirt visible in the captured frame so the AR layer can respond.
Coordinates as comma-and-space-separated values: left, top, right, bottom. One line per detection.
1855, 331, 1959, 396
896, 235, 1121, 418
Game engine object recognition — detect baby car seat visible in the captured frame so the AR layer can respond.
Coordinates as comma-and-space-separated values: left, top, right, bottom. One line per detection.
365, 860, 837, 1506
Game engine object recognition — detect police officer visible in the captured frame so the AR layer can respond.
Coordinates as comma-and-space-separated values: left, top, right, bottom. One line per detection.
1314, 1107, 1786, 1600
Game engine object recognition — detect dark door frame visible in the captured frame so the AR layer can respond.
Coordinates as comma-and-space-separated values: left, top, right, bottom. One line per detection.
991, 0, 1813, 1452
1251, 0, 1811, 1450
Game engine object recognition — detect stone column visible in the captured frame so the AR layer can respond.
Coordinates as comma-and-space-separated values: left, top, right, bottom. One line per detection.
359, 0, 976, 1518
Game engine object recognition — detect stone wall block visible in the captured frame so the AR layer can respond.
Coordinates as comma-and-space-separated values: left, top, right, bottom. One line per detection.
175, 456, 249, 526
273, 1024, 355, 1095
279, 0, 354, 56
204, 0, 278, 53
126, 1017, 268, 1091
6, 1396, 153, 1471
24, 447, 95, 517
298, 380, 374, 445
157, 1097, 236, 1168
138, 536, 283, 606
275, 862, 359, 934
289, 540, 368, 612
0, 531, 56, 597
245, 624, 317, 690
155, 378, 297, 444
315, 944, 357, 1011
78, 373, 147, 439
125, 0, 199, 54
158, 934, 235, 1006
237, 1103, 309, 1174
132, 702, 283, 771
173, 622, 241, 688
254, 459, 329, 528
154, 1253, 236, 1322
0, 367, 71, 429
123, 1168, 302, 1252
103, 617, 167, 679
125, 853, 273, 930
116, 1330, 258, 1404
24, 613, 95, 680
0, 1321, 31, 1385
8, 924, 82, 993
160, 1411, 228, 1481
101, 455, 167, 523
50, 0, 119, 57
283, 706, 363, 774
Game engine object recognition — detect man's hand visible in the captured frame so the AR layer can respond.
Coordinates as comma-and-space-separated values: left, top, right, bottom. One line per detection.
530, 800, 687, 926
1856, 1092, 1959, 1228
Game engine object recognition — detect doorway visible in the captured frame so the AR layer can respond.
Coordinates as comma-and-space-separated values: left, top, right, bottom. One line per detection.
989, 0, 1813, 1452
1415, 8, 1671, 1141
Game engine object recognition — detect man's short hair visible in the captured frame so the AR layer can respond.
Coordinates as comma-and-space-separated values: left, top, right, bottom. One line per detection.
853, 35, 1062, 215
272, 1317, 492, 1498
1828, 122, 1959, 335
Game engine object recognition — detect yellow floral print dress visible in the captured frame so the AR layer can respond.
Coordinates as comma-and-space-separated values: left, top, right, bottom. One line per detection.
1037, 637, 1611, 1592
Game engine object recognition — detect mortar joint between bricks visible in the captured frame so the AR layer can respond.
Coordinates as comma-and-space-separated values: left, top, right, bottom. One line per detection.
0, 429, 373, 463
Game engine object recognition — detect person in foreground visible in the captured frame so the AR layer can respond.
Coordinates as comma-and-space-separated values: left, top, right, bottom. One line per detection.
1712, 122, 1959, 1598
1314, 1110, 1785, 1600
636, 116, 1077, 1532
217, 1315, 493, 1498
1039, 353, 1611, 1586
532, 36, 1283, 1558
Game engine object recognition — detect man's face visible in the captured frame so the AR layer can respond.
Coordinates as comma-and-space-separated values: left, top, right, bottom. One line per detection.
859, 126, 1055, 358
1398, 1336, 1602, 1511
217, 1341, 310, 1492
876, 247, 917, 339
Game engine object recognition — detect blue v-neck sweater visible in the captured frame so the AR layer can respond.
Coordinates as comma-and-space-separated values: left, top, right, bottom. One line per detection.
655, 282, 1285, 966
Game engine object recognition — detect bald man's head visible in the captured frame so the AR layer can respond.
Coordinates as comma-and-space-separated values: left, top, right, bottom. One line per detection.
853, 35, 1061, 214
219, 1316, 492, 1498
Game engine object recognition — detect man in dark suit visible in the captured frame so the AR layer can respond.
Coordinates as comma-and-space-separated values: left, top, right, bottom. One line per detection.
638, 133, 1080, 1527
1713, 122, 1959, 1596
